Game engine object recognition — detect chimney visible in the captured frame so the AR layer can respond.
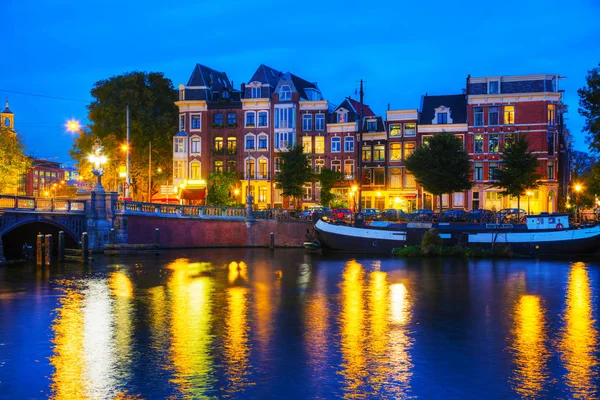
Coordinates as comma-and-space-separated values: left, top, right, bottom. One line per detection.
466, 74, 471, 95
387, 103, 390, 111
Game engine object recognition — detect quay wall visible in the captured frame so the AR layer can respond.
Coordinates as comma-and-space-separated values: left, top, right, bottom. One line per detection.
125, 216, 312, 248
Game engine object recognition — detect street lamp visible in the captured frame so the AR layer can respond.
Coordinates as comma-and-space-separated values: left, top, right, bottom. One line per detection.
574, 183, 583, 222
88, 139, 107, 192
526, 190, 532, 215
66, 119, 81, 134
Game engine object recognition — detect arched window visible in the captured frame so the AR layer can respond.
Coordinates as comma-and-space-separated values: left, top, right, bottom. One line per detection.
190, 137, 200, 153
245, 112, 256, 127
213, 137, 223, 154
280, 85, 291, 101
258, 134, 268, 151
190, 161, 201, 180
245, 158, 255, 179
258, 158, 268, 179
245, 134, 255, 150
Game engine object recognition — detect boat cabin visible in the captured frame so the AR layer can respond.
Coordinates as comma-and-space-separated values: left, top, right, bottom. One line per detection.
526, 213, 569, 230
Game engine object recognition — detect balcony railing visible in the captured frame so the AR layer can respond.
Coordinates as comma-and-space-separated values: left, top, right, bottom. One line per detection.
114, 201, 246, 219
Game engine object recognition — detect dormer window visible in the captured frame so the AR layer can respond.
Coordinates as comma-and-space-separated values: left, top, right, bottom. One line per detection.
437, 113, 448, 124
367, 120, 377, 132
222, 90, 229, 99
488, 80, 500, 94
280, 85, 291, 101
337, 110, 348, 123
251, 87, 261, 98
432, 106, 453, 124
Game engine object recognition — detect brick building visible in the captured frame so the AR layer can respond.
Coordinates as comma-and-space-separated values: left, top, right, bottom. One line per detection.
466, 74, 563, 213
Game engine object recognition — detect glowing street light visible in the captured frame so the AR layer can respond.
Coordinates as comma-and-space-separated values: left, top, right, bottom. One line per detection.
574, 183, 583, 222
88, 139, 108, 192
66, 119, 81, 133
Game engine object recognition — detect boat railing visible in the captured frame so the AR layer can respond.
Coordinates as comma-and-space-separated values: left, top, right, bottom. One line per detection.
485, 224, 514, 229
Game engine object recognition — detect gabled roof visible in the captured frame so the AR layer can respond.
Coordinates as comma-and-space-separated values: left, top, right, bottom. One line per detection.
248, 64, 283, 87
346, 98, 375, 117
187, 64, 231, 90
362, 116, 386, 133
419, 94, 467, 124
288, 73, 320, 101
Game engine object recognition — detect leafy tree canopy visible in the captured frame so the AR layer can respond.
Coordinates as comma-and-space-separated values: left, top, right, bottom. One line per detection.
571, 149, 596, 180
404, 131, 472, 212
318, 167, 344, 207
0, 126, 31, 194
274, 144, 313, 204
70, 71, 178, 200
578, 63, 600, 153
491, 134, 541, 215
206, 171, 239, 206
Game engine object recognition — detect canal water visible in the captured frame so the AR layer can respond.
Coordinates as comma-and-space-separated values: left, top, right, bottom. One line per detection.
0, 249, 599, 399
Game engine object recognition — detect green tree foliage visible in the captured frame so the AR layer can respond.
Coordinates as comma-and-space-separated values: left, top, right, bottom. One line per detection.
578, 63, 600, 153
404, 132, 472, 214
491, 134, 541, 217
274, 144, 313, 207
318, 167, 343, 207
70, 71, 178, 200
571, 149, 596, 180
0, 126, 31, 194
206, 171, 239, 206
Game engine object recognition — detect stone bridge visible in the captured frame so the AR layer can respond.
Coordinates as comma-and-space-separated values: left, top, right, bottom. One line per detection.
0, 191, 310, 262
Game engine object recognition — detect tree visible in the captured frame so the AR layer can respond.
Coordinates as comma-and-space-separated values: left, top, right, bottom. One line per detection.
404, 131, 472, 215
274, 144, 313, 208
491, 134, 541, 219
70, 71, 178, 200
318, 167, 343, 207
571, 150, 596, 180
206, 171, 239, 206
578, 63, 600, 153
0, 126, 31, 194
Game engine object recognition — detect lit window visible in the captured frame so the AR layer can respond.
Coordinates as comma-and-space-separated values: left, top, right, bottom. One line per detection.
227, 160, 236, 172
474, 134, 483, 153
314, 159, 324, 174
274, 158, 282, 173
488, 134, 499, 153
404, 123, 416, 137
245, 158, 255, 179
213, 160, 223, 174
362, 145, 372, 162
259, 186, 267, 202
227, 137, 237, 154
174, 137, 185, 153
302, 136, 312, 153
315, 136, 325, 154
331, 160, 342, 173
390, 143, 402, 161
213, 137, 223, 152
302, 185, 312, 200
389, 124, 401, 137
504, 106, 515, 125
403, 142, 415, 159
344, 160, 354, 179
258, 159, 268, 178
331, 137, 341, 152
547, 104, 555, 126
373, 145, 385, 161
190, 162, 200, 180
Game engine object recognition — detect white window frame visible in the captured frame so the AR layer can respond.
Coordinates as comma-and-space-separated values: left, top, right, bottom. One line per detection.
245, 111, 256, 127
245, 133, 256, 151
280, 85, 291, 101
174, 137, 186, 153
258, 111, 268, 127
302, 114, 313, 131
344, 159, 354, 180
315, 159, 325, 174
179, 114, 185, 131
257, 133, 268, 151
173, 160, 186, 179
474, 107, 484, 126
404, 123, 416, 137
257, 156, 268, 179
190, 136, 201, 154
302, 136, 312, 153
189, 161, 201, 180
331, 137, 341, 153
245, 156, 256, 179
251, 86, 261, 98
488, 80, 500, 94
331, 160, 342, 173
344, 136, 354, 152
315, 113, 325, 131
190, 114, 201, 130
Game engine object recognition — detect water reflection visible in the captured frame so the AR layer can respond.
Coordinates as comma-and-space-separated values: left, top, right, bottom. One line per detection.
559, 262, 599, 399
167, 259, 215, 398
108, 272, 134, 385
49, 285, 87, 399
388, 282, 413, 398
224, 285, 252, 395
510, 295, 548, 398
368, 271, 389, 393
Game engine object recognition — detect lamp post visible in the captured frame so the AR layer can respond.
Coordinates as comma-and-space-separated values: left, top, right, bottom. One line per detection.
246, 148, 254, 219
526, 190, 532, 215
574, 183, 582, 223
88, 139, 107, 192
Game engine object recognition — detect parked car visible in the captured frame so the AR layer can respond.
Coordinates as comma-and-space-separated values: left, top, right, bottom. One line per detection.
383, 209, 407, 222
497, 208, 527, 223
466, 209, 494, 223
332, 208, 352, 221
410, 209, 435, 222
440, 209, 468, 222
361, 208, 383, 221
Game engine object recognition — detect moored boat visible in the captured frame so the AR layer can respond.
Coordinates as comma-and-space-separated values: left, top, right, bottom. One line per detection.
314, 213, 600, 256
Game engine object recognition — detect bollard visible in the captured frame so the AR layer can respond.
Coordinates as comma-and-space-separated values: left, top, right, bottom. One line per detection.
58, 231, 65, 262
44, 234, 53, 266
110, 228, 115, 245
270, 232, 275, 250
36, 234, 44, 266
81, 232, 89, 265
155, 228, 160, 245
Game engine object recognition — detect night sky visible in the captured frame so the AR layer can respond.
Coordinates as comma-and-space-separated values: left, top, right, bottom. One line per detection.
1, 0, 599, 163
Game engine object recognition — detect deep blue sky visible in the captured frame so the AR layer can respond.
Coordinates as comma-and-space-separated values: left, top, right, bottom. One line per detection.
2, 0, 599, 162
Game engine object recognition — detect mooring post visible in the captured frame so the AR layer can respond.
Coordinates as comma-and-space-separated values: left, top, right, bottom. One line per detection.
81, 232, 89, 265
155, 228, 160, 245
36, 234, 44, 266
58, 231, 64, 262
110, 228, 115, 245
44, 234, 52, 266
270, 232, 275, 250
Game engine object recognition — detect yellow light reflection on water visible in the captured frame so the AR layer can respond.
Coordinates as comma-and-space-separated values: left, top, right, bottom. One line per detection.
510, 295, 548, 398
49, 286, 87, 399
340, 260, 368, 397
560, 262, 598, 398
229, 261, 249, 285
305, 271, 328, 376
368, 271, 389, 392
109, 272, 134, 383
224, 286, 252, 395
388, 282, 413, 397
253, 261, 275, 358
167, 259, 215, 397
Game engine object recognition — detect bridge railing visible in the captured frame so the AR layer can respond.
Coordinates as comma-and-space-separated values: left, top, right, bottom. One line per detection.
0, 194, 86, 213
114, 200, 247, 219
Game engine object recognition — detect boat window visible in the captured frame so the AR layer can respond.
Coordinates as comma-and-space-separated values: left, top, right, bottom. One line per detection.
549, 217, 555, 223
537, 219, 543, 224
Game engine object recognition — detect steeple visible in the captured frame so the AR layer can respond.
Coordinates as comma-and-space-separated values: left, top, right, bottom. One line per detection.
1, 97, 14, 130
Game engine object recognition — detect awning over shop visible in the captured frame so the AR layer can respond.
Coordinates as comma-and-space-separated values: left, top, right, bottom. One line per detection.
180, 188, 206, 201
150, 194, 180, 204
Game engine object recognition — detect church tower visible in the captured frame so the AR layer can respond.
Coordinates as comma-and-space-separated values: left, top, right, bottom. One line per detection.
1, 98, 14, 130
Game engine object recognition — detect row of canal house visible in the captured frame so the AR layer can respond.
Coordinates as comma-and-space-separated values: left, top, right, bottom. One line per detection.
173, 64, 568, 214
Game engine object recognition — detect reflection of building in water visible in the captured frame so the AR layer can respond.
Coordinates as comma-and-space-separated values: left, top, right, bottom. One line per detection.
167, 260, 215, 397
253, 260, 277, 359
148, 285, 169, 356
50, 287, 87, 399
560, 262, 598, 398
340, 260, 368, 396
229, 261, 248, 285
368, 271, 389, 393
109, 272, 134, 384
224, 286, 252, 395
388, 283, 413, 398
304, 267, 329, 393
510, 295, 548, 398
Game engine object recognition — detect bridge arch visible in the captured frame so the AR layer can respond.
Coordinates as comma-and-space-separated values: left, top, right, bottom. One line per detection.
0, 216, 81, 261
